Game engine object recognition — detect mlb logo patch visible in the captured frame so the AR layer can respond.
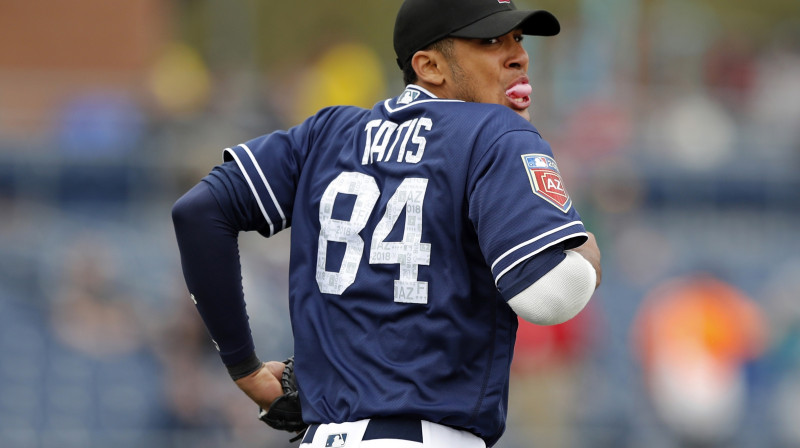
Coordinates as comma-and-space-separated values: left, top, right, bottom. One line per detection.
521, 154, 572, 212
498, 0, 511, 3
398, 88, 420, 105
325, 433, 347, 447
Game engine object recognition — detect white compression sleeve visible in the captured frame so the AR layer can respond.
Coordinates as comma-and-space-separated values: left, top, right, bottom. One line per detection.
506, 250, 596, 325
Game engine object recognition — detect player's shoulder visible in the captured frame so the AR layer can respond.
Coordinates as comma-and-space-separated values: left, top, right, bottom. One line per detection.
464, 102, 541, 135
310, 104, 371, 124
297, 104, 373, 138
448, 102, 549, 157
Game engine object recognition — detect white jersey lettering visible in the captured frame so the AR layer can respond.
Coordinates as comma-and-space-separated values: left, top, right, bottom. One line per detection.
362, 117, 432, 165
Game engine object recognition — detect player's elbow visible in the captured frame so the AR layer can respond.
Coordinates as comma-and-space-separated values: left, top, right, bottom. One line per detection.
171, 190, 194, 232
172, 182, 213, 233
507, 250, 596, 326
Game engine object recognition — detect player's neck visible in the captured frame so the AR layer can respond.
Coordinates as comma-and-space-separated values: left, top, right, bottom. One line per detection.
413, 81, 451, 100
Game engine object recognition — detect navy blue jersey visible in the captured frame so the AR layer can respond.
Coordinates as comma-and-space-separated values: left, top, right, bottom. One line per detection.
215, 85, 587, 445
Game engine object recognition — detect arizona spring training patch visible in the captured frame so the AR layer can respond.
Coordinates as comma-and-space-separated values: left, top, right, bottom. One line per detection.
521, 154, 572, 212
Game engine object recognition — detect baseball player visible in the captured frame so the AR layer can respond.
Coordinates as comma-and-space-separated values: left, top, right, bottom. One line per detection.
172, 0, 601, 447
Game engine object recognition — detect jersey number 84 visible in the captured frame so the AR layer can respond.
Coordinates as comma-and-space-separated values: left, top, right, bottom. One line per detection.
316, 172, 431, 304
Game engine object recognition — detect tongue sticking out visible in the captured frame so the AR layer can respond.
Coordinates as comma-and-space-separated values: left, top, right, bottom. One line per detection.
506, 83, 532, 99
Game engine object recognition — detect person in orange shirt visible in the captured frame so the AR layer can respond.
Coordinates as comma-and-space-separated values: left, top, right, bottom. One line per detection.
632, 274, 767, 446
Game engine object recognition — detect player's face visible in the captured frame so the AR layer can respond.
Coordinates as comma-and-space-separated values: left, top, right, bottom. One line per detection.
445, 30, 532, 120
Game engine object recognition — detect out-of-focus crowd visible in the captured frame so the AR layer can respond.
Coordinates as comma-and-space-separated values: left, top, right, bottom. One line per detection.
1, 1, 799, 447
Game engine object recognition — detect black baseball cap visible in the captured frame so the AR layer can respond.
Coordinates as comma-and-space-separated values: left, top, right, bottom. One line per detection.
394, 0, 560, 68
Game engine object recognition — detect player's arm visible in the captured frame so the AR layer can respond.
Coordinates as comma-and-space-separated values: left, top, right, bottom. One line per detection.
568, 231, 601, 288
497, 233, 600, 325
173, 172, 308, 435
171, 169, 282, 404
467, 119, 600, 325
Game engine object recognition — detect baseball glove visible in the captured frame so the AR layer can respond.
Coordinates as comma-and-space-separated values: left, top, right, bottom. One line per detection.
258, 356, 308, 438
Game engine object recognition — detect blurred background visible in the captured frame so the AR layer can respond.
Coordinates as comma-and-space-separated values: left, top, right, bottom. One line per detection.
0, 0, 798, 447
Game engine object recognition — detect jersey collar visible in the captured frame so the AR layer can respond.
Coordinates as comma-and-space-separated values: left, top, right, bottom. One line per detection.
383, 84, 462, 113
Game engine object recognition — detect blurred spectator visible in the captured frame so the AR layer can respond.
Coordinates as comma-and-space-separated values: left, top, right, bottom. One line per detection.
52, 90, 147, 207
147, 42, 212, 119
49, 238, 140, 356
632, 274, 767, 447
703, 34, 757, 114
746, 39, 800, 164
551, 98, 634, 170
56, 91, 144, 158
289, 41, 386, 124
652, 92, 737, 171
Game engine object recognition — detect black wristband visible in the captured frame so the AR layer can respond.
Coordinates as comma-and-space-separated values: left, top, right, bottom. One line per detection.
227, 352, 263, 380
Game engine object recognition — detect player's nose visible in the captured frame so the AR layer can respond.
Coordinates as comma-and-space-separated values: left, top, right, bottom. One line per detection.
506, 40, 529, 71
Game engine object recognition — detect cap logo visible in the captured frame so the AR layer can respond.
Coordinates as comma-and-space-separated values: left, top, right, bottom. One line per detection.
498, 0, 511, 3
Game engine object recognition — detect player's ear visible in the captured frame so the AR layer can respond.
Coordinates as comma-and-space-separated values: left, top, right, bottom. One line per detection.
412, 50, 445, 86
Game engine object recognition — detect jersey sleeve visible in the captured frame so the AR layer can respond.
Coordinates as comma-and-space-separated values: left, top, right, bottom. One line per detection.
171, 114, 323, 368
220, 117, 317, 236
468, 126, 588, 288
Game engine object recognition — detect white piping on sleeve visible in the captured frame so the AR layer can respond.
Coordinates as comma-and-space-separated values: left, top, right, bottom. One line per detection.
223, 147, 275, 236
238, 143, 287, 230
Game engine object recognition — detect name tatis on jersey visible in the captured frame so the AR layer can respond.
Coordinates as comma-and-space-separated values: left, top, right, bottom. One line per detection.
362, 117, 432, 165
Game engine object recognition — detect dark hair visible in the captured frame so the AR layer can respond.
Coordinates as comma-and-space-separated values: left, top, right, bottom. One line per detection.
401, 38, 455, 86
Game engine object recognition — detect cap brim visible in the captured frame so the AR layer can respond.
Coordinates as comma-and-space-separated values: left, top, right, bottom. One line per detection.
449, 10, 560, 39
